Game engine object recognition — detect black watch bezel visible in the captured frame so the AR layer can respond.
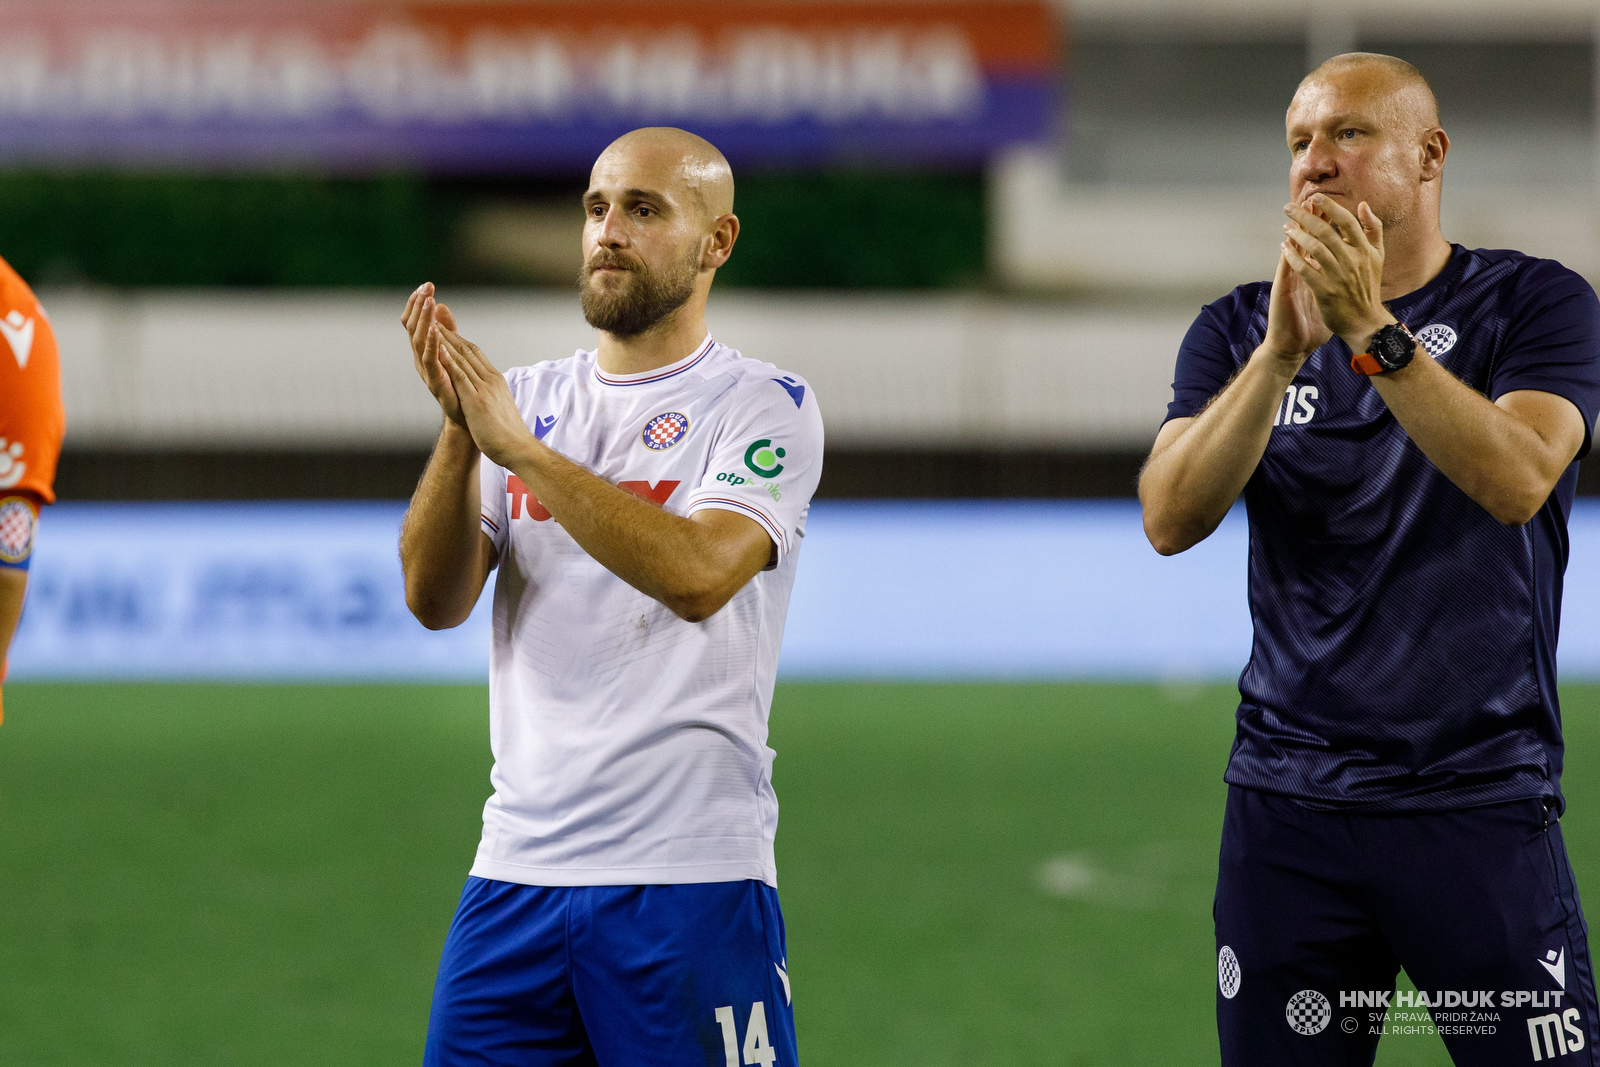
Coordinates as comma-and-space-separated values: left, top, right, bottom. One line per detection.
1369, 322, 1417, 372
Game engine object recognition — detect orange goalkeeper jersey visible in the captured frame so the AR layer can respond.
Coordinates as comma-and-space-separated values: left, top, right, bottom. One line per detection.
0, 254, 63, 504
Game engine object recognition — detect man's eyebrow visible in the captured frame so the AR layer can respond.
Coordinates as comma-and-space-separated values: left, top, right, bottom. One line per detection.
582, 187, 672, 207
1289, 111, 1372, 134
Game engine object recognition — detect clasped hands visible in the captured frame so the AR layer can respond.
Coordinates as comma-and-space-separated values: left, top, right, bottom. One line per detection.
1267, 193, 1396, 365
402, 282, 541, 469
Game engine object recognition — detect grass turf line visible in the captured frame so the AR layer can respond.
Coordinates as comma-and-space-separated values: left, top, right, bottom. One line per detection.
6, 683, 1596, 1066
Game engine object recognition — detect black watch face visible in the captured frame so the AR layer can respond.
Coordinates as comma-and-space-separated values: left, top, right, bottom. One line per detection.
1378, 327, 1416, 370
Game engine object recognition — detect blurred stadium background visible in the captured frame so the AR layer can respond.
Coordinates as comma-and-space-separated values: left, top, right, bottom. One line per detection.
3, 1, 1600, 1064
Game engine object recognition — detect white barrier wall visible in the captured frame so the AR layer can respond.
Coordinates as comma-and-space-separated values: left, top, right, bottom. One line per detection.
993, 148, 1600, 294
44, 289, 1195, 451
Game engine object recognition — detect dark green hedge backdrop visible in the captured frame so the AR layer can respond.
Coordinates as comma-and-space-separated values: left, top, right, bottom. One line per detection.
0, 171, 986, 290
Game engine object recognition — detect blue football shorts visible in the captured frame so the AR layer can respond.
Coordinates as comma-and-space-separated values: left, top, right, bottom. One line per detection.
424, 877, 797, 1067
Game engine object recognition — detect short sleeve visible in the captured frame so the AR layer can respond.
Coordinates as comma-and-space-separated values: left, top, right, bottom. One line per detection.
479, 454, 508, 554
1166, 300, 1245, 424
1490, 261, 1600, 460
0, 264, 64, 505
686, 374, 824, 567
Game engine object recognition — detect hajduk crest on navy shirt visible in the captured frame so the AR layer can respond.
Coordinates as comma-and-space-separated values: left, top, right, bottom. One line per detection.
473, 336, 823, 888
1167, 245, 1600, 811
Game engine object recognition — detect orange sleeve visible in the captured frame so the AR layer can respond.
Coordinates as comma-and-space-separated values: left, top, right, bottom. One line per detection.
0, 254, 64, 505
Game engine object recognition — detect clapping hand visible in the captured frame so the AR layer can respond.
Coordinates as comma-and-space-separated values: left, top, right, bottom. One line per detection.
433, 324, 537, 470
1262, 250, 1333, 367
1281, 194, 1392, 351
402, 282, 465, 428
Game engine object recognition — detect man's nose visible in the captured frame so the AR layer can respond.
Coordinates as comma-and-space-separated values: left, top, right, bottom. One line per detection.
596, 206, 628, 247
1295, 137, 1338, 185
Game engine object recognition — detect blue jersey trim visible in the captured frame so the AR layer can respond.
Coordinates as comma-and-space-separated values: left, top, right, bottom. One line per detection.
593, 337, 715, 387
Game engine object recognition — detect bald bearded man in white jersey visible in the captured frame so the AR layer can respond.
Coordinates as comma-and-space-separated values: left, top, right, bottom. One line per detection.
399, 128, 821, 1067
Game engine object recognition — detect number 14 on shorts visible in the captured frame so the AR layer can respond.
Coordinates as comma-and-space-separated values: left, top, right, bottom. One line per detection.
715, 1002, 777, 1066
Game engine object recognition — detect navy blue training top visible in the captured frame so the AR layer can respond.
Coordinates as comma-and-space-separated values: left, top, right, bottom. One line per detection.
1168, 245, 1600, 811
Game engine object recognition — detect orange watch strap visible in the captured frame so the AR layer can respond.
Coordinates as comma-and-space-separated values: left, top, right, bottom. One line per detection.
1350, 350, 1385, 375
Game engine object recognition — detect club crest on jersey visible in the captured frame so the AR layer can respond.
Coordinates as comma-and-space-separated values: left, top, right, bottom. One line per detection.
1415, 323, 1457, 359
642, 412, 689, 451
0, 496, 35, 563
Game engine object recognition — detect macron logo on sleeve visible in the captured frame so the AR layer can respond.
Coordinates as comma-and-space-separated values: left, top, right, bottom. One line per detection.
1, 310, 34, 369
772, 377, 805, 409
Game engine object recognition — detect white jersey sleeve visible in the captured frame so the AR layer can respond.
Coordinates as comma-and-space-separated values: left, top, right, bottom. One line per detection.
478, 451, 509, 554
685, 374, 823, 566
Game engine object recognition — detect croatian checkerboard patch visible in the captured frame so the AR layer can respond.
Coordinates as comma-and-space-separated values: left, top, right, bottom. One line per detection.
642, 411, 689, 451
1218, 946, 1241, 999
1286, 989, 1331, 1035
1415, 323, 1457, 359
0, 496, 36, 566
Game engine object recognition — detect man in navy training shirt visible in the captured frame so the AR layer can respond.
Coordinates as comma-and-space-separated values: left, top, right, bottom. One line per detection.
1141, 53, 1600, 1065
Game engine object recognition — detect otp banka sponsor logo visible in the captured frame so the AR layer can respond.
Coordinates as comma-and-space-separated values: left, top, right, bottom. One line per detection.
1274, 384, 1319, 427
744, 439, 786, 477
718, 469, 782, 503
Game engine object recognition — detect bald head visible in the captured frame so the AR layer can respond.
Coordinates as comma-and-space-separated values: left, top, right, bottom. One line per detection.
595, 127, 734, 223
1298, 53, 1440, 133
580, 128, 741, 342
1284, 51, 1449, 247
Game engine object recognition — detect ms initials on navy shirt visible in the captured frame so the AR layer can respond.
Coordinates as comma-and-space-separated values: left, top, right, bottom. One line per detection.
1170, 245, 1600, 811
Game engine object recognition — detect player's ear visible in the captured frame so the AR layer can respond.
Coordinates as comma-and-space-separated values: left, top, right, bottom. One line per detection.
703, 214, 739, 270
1419, 128, 1447, 182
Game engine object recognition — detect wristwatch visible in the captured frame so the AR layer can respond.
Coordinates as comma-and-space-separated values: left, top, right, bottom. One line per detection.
1350, 322, 1417, 375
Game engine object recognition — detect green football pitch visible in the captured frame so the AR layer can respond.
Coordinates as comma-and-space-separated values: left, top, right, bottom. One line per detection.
4, 682, 1599, 1066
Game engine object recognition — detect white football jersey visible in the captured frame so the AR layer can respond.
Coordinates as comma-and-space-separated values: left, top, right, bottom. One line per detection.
472, 336, 823, 888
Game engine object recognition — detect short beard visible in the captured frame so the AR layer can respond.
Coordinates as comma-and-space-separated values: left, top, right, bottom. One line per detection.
578, 248, 700, 338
